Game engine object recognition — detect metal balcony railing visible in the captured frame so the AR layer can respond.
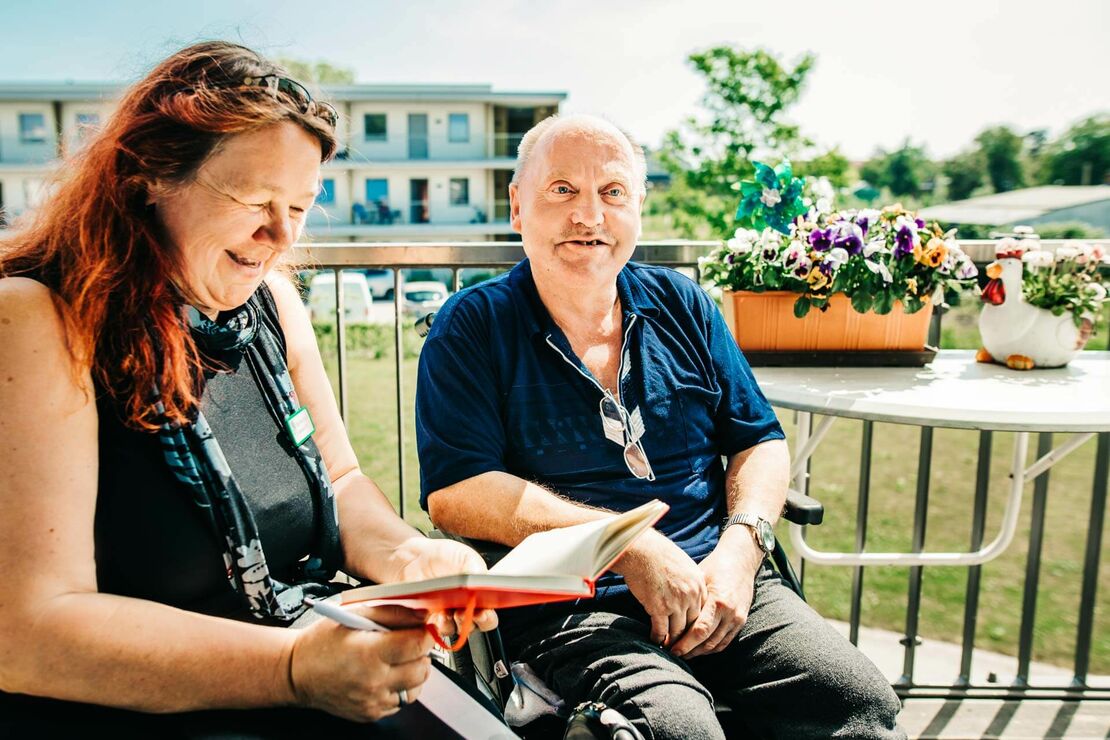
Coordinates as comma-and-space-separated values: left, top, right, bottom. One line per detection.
292, 239, 1110, 701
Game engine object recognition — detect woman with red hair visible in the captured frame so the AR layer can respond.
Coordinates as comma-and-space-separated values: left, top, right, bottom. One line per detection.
0, 42, 497, 735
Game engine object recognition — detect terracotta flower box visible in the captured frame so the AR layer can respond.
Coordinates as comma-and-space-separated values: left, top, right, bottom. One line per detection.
722, 290, 934, 353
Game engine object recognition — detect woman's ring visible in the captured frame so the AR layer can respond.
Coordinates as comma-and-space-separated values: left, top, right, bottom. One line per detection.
398, 688, 409, 706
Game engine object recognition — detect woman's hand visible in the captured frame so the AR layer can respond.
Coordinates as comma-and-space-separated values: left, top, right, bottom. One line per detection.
394, 537, 499, 634
288, 604, 433, 722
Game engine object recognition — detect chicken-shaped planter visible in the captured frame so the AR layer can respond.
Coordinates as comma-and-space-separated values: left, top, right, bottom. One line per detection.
976, 239, 1092, 370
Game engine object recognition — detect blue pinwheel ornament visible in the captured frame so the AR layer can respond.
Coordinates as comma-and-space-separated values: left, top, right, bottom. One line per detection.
734, 160, 808, 235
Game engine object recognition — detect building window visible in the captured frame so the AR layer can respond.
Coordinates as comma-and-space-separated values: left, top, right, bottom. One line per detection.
365, 178, 389, 205
364, 114, 387, 141
449, 177, 470, 206
448, 113, 470, 143
19, 113, 47, 143
317, 178, 336, 205
75, 112, 100, 141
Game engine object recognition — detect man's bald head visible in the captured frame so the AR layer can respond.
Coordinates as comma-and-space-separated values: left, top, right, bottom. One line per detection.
511, 114, 648, 194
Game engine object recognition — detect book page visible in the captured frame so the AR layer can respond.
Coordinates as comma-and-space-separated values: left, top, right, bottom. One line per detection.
488, 500, 668, 581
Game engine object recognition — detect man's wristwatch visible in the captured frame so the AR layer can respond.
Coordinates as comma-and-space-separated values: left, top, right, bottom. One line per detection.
722, 513, 776, 556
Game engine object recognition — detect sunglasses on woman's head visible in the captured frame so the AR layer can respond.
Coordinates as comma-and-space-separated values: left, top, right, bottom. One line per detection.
240, 75, 339, 129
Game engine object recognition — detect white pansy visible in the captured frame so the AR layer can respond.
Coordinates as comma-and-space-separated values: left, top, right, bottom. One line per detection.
865, 259, 893, 283
863, 238, 887, 258
857, 208, 881, 224
1054, 246, 1079, 261
815, 197, 833, 215
1013, 225, 1036, 236
826, 247, 850, 269
996, 236, 1019, 252
957, 261, 978, 280
1085, 282, 1108, 301
781, 239, 808, 267
726, 238, 753, 254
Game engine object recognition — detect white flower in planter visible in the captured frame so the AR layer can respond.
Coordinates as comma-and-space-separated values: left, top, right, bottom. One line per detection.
1054, 246, 1080, 261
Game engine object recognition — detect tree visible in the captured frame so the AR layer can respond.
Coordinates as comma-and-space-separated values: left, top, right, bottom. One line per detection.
858, 154, 888, 190
276, 57, 356, 85
657, 46, 815, 238
942, 149, 986, 201
1040, 115, 1110, 185
885, 140, 933, 199
975, 126, 1025, 192
796, 148, 851, 189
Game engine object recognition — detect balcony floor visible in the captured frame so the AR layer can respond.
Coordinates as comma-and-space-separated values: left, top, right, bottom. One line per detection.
835, 620, 1110, 738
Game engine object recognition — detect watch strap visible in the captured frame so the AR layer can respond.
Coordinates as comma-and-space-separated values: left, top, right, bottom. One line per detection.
722, 513, 772, 553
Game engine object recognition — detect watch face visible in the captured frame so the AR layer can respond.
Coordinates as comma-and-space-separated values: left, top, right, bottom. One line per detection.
759, 520, 776, 553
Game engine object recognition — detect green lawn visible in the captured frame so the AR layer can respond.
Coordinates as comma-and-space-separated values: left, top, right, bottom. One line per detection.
320, 301, 1109, 675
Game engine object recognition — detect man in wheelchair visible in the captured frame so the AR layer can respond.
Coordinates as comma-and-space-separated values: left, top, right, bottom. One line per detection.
415, 114, 904, 739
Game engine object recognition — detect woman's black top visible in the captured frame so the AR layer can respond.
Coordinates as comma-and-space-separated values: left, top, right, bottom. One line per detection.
0, 285, 320, 724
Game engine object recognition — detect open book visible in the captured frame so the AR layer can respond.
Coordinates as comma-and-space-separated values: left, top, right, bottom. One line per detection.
341, 499, 669, 611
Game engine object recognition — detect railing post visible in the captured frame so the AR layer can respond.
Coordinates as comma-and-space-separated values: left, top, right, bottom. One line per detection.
958, 430, 993, 685
393, 268, 406, 520
333, 268, 348, 423
898, 426, 934, 687
1015, 432, 1054, 686
849, 420, 874, 647
1073, 432, 1109, 686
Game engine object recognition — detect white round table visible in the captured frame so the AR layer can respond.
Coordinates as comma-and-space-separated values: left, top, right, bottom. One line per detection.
751, 350, 1110, 566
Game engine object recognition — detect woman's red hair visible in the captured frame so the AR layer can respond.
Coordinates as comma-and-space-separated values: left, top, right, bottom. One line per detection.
0, 41, 337, 431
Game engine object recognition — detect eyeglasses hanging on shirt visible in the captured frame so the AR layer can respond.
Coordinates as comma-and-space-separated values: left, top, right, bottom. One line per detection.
600, 393, 656, 481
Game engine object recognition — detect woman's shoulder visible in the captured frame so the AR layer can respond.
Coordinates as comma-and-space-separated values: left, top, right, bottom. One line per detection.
0, 276, 67, 340
0, 276, 92, 403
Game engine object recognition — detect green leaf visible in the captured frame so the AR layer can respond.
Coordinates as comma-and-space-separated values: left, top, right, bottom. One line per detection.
850, 291, 874, 314
793, 296, 812, 318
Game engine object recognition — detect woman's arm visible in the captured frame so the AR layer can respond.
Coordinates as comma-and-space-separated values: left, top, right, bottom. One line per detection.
267, 275, 493, 590
0, 278, 297, 711
266, 275, 429, 584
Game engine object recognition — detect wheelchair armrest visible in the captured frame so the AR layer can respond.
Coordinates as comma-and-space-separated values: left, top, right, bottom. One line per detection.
428, 529, 512, 568
783, 490, 824, 526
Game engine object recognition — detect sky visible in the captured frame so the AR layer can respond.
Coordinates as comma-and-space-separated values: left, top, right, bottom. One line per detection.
3, 0, 1108, 160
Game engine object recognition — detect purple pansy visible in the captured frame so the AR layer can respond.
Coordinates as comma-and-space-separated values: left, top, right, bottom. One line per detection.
893, 216, 918, 258
833, 222, 865, 255
809, 228, 833, 252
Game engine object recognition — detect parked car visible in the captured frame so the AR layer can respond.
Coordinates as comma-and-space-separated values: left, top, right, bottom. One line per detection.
307, 271, 374, 325
361, 268, 395, 300
401, 280, 449, 316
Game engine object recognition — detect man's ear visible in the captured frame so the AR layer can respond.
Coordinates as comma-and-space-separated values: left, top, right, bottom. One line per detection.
509, 183, 523, 234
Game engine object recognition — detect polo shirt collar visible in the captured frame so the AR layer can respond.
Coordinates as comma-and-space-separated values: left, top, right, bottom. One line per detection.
510, 259, 662, 339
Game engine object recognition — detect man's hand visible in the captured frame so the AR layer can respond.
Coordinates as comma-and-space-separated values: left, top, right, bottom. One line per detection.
393, 537, 499, 634
670, 526, 763, 659
615, 529, 707, 648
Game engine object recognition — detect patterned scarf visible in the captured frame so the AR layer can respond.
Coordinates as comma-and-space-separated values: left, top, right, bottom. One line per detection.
156, 294, 343, 622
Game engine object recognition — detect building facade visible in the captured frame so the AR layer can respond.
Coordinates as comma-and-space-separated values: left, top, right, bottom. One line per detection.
0, 82, 565, 239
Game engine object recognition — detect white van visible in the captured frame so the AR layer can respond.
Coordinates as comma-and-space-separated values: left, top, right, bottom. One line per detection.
307, 271, 374, 325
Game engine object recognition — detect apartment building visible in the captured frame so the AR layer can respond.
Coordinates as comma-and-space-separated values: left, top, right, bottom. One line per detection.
0, 82, 565, 239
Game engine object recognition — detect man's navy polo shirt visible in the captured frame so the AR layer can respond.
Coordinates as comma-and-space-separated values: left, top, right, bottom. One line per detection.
415, 259, 784, 610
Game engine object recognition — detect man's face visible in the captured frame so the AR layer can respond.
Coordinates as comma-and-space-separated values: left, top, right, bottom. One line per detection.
510, 125, 644, 286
